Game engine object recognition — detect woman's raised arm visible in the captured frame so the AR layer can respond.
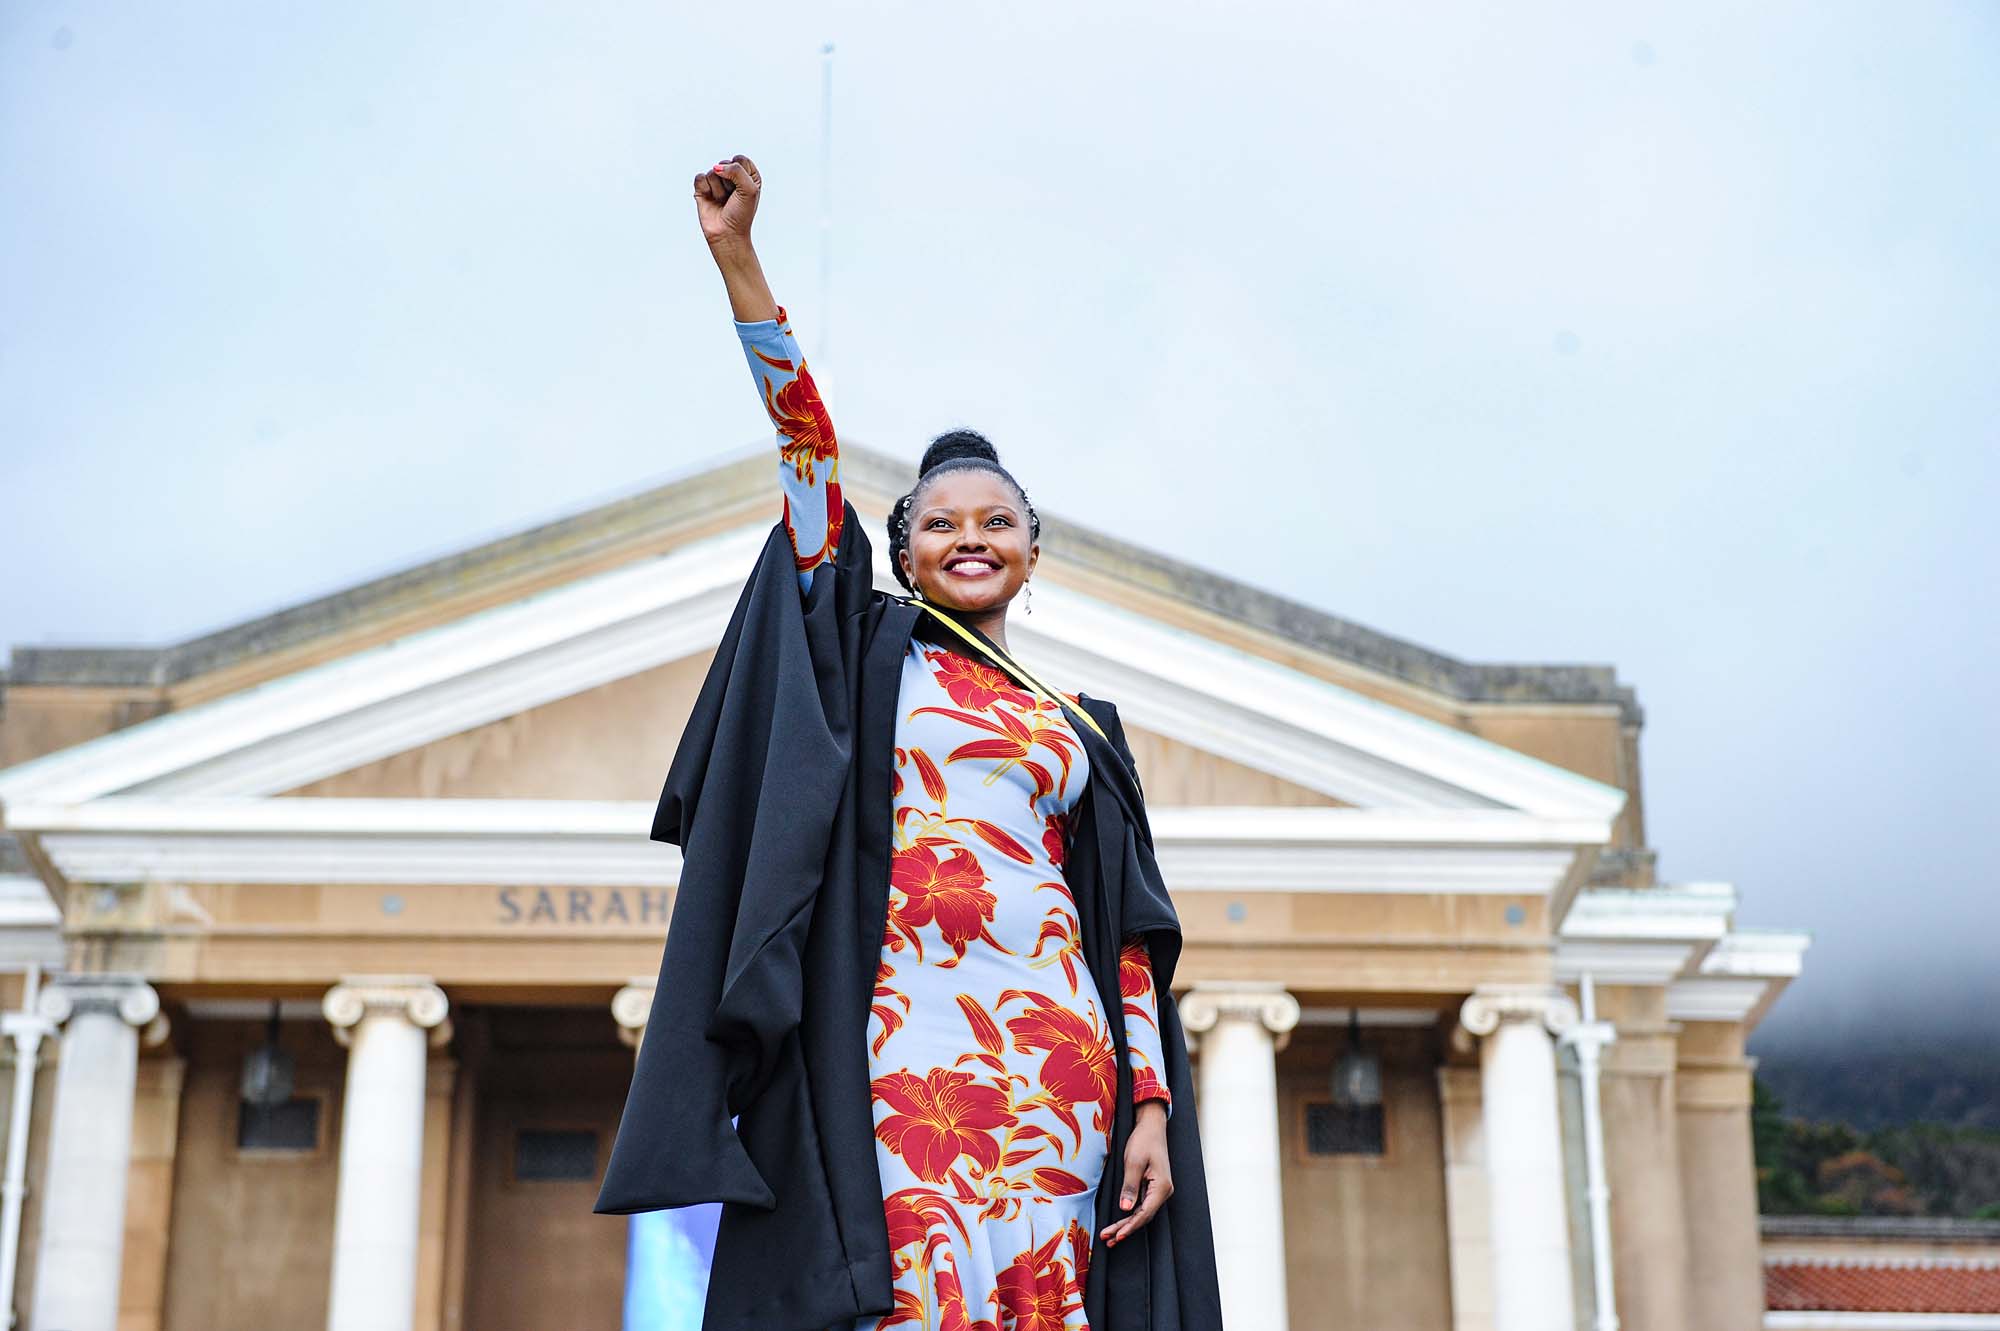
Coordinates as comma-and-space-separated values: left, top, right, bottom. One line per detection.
696, 155, 842, 592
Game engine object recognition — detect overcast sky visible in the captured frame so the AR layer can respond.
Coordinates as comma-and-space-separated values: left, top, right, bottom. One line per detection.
3, 3, 1995, 1053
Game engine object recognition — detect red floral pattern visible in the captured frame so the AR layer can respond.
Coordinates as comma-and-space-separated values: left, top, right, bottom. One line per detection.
873, 1067, 1016, 1183
850, 638, 1171, 1330
886, 839, 1007, 966
926, 649, 1036, 712
744, 307, 843, 582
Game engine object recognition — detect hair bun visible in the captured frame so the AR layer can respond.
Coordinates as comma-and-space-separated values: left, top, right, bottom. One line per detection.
919, 429, 1000, 478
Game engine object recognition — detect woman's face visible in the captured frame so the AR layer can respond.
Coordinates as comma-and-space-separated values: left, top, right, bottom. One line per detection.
900, 469, 1038, 614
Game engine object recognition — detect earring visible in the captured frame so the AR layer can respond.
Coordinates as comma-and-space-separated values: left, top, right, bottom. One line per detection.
1025, 581, 1033, 615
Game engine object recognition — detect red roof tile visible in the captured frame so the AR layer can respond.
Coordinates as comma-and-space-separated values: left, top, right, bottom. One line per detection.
1766, 1261, 2000, 1313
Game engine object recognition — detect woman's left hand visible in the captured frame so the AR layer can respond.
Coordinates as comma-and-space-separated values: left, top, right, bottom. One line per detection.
1100, 1101, 1173, 1247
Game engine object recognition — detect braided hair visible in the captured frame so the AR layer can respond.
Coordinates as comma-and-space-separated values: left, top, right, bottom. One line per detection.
887, 429, 1041, 594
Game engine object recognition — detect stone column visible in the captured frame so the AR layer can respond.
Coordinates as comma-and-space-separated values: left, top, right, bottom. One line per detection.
612, 980, 653, 1055
1675, 1020, 1762, 1331
29, 974, 162, 1331
1594, 984, 1689, 1331
123, 1055, 189, 1331
414, 1053, 458, 1331
1180, 983, 1300, 1331
1437, 1066, 1494, 1331
323, 977, 451, 1331
1459, 985, 1579, 1331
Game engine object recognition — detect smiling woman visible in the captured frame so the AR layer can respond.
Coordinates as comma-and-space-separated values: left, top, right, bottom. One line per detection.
884, 428, 1041, 641
592, 153, 1220, 1331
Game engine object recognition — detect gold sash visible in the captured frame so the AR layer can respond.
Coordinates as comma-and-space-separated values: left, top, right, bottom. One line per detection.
909, 599, 1111, 745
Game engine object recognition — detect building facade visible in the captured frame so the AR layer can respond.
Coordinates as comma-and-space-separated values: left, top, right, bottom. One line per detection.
0, 445, 1806, 1331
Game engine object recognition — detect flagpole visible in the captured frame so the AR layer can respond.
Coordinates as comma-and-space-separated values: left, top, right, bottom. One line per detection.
817, 41, 835, 370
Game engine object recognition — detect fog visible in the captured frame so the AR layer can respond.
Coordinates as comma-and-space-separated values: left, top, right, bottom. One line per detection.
4, 3, 1995, 1056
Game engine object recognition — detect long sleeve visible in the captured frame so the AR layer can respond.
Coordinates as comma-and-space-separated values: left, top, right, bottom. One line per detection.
1119, 935, 1173, 1113
734, 306, 843, 593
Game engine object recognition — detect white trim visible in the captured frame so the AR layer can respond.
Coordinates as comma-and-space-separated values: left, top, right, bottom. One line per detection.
1668, 928, 1810, 1024
1703, 928, 1811, 979
1554, 939, 1703, 986
1559, 883, 1739, 938
1765, 1315, 2000, 1329
1665, 978, 1772, 1022
38, 830, 674, 889
8, 799, 1608, 896
1555, 883, 1741, 984
1020, 580, 1629, 820
1164, 842, 1578, 894
0, 523, 1629, 825
0, 872, 62, 967
0, 877, 58, 929
9, 797, 653, 838
3, 798, 1612, 845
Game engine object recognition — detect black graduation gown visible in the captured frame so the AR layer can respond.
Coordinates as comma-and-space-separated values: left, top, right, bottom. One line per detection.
595, 499, 1224, 1331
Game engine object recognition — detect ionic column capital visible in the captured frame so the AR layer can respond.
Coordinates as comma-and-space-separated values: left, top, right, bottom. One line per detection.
323, 976, 451, 1049
611, 980, 654, 1051
1459, 984, 1580, 1041
1181, 983, 1301, 1047
36, 974, 160, 1030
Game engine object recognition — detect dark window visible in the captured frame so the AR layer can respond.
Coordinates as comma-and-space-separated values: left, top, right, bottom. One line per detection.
238, 1097, 320, 1152
515, 1129, 598, 1182
1305, 1101, 1384, 1156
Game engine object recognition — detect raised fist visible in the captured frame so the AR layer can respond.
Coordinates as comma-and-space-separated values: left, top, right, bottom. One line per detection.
694, 154, 761, 249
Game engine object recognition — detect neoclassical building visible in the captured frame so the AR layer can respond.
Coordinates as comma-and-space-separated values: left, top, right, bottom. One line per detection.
0, 444, 1805, 1331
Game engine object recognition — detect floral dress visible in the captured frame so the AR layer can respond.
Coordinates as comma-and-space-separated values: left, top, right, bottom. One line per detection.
735, 308, 1171, 1331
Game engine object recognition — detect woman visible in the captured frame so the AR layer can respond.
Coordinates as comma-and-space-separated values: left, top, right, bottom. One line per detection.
597, 155, 1221, 1331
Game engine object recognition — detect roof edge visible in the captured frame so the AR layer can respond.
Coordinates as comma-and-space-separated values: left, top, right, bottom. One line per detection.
4, 441, 1638, 715
1762, 1216, 2000, 1242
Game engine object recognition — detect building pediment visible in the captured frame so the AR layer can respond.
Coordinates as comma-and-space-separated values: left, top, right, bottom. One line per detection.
0, 516, 1624, 825
0, 445, 1635, 934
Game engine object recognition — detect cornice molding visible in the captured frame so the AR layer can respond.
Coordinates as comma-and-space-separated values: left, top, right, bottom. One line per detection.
1666, 929, 1809, 1026
10, 798, 1611, 897
1558, 882, 1738, 938
1553, 939, 1701, 987
1554, 883, 1742, 984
